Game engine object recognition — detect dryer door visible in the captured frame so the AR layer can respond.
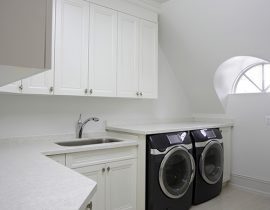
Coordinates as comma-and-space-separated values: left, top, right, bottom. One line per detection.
200, 140, 224, 184
159, 146, 195, 199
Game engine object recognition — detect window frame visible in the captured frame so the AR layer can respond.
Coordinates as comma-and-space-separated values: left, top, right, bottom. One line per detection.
233, 62, 270, 94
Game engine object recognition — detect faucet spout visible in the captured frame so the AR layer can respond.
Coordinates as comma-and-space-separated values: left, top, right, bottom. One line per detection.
76, 115, 100, 139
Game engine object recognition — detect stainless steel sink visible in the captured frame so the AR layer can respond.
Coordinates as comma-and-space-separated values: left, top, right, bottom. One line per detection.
56, 138, 123, 147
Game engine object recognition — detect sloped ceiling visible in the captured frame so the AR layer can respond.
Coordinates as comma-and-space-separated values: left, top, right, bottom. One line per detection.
159, 0, 270, 113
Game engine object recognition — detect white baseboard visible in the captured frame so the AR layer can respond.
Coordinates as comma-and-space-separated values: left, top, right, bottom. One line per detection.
230, 174, 270, 197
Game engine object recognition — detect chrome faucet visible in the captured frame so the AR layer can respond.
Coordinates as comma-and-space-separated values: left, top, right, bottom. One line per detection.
76, 114, 99, 139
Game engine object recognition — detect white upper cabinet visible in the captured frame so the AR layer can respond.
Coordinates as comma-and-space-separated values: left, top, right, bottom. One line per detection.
139, 20, 158, 99
23, 0, 56, 95
0, 81, 22, 93
89, 4, 117, 97
54, 0, 89, 96
117, 13, 140, 98
0, 0, 53, 87
23, 71, 54, 95
0, 0, 158, 99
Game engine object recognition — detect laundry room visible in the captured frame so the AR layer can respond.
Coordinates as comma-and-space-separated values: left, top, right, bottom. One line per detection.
0, 0, 270, 210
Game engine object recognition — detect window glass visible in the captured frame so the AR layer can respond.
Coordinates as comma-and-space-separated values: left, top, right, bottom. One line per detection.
235, 75, 261, 93
245, 65, 262, 90
234, 63, 270, 94
264, 64, 270, 91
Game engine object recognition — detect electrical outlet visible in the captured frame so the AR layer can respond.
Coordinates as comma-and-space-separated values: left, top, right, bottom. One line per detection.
265, 116, 270, 125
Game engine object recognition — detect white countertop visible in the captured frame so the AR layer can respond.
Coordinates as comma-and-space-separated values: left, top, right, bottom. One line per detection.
0, 134, 137, 210
106, 121, 234, 135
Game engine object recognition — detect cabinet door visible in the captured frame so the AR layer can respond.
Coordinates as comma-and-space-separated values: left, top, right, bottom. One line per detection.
89, 4, 117, 97
139, 20, 158, 99
23, 0, 56, 95
106, 159, 137, 210
221, 127, 232, 183
117, 13, 139, 98
23, 70, 54, 94
75, 164, 106, 210
0, 81, 21, 93
54, 0, 89, 96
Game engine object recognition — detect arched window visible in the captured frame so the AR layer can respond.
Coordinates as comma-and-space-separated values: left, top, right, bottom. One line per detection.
234, 63, 270, 93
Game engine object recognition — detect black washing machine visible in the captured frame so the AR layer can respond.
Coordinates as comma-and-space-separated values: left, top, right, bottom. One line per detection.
146, 131, 195, 210
191, 128, 224, 205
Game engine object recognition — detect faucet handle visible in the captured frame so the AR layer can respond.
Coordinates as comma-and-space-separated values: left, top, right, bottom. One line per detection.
78, 114, 82, 123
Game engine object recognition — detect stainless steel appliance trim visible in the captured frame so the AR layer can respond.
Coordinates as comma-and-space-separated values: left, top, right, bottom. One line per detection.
158, 146, 195, 199
199, 140, 224, 185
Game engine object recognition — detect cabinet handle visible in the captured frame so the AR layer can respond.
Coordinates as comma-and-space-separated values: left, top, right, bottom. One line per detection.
86, 202, 92, 210
107, 166, 110, 172
140, 92, 143, 96
19, 85, 23, 91
89, 89, 93, 95
85, 89, 88, 94
49, 87, 54, 93
102, 168, 105, 173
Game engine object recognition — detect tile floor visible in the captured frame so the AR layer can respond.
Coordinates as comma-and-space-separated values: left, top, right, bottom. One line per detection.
191, 185, 270, 210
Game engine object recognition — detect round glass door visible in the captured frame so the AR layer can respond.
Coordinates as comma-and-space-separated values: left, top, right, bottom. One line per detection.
159, 146, 195, 199
200, 141, 224, 184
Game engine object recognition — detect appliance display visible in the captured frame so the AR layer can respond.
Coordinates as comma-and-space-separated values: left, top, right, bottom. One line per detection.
146, 132, 195, 210
191, 128, 224, 205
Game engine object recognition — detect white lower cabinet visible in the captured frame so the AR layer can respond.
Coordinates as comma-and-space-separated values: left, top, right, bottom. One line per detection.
75, 159, 136, 210
221, 127, 232, 183
66, 146, 137, 210
106, 159, 137, 210
76, 164, 106, 210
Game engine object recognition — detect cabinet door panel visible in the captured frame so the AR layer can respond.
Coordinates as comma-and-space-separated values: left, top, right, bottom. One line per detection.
89, 4, 117, 97
139, 20, 158, 99
54, 0, 89, 96
0, 81, 21, 93
23, 70, 54, 94
75, 164, 106, 210
117, 13, 139, 98
106, 159, 137, 210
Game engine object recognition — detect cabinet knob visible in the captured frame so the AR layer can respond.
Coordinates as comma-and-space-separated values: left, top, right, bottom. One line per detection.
102, 168, 105, 173
107, 166, 110, 172
86, 202, 92, 210
89, 89, 93, 95
19, 85, 23, 91
49, 87, 54, 93
140, 92, 143, 96
136, 92, 140, 96
85, 89, 88, 94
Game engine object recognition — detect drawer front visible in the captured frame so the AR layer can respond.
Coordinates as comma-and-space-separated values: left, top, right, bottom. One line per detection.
47, 154, 66, 165
66, 146, 137, 169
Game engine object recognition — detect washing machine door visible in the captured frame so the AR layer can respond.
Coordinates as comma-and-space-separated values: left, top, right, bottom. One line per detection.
200, 140, 224, 184
159, 146, 195, 199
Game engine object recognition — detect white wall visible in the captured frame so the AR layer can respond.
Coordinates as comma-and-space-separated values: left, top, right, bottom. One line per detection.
159, 0, 270, 113
0, 48, 191, 139
227, 94, 270, 189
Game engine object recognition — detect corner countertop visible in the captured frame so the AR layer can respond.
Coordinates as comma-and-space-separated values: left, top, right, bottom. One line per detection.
106, 121, 234, 135
0, 134, 137, 210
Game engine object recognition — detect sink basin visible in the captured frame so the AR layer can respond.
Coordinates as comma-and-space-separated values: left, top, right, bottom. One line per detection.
56, 138, 123, 147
